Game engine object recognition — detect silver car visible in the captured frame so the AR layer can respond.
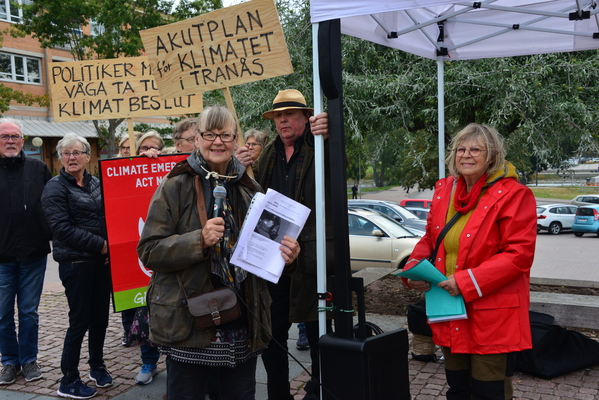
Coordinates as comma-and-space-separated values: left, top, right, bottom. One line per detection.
348, 199, 427, 233
571, 194, 599, 206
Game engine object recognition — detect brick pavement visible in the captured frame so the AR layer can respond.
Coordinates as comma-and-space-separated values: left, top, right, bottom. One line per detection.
288, 346, 599, 400
5, 291, 166, 399
11, 289, 599, 399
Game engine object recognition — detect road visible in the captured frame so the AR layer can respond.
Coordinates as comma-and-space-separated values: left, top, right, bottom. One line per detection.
43, 215, 599, 294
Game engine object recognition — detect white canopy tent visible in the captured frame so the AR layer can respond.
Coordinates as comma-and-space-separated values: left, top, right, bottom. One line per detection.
307, 4, 599, 395
310, 0, 599, 177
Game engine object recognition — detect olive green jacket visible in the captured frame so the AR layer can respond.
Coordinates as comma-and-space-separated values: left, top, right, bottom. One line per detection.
137, 157, 272, 351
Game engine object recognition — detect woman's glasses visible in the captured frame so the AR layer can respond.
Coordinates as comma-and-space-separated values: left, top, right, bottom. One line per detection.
455, 147, 487, 157
139, 146, 163, 152
200, 131, 236, 142
62, 151, 88, 158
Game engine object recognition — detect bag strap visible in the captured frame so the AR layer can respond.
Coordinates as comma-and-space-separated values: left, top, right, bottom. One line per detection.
194, 175, 208, 227
428, 211, 462, 263
176, 273, 190, 301
176, 176, 210, 302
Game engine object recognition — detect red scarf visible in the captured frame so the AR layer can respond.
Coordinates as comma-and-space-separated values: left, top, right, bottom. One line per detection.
453, 174, 488, 214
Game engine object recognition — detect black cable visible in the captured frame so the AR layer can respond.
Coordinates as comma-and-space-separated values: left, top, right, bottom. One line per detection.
231, 285, 342, 400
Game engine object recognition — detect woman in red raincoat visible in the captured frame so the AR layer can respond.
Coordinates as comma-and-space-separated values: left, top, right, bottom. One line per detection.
404, 123, 537, 400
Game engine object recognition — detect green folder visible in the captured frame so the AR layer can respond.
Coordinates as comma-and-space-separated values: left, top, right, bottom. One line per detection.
396, 259, 468, 323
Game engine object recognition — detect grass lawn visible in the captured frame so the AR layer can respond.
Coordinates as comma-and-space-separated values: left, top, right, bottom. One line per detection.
529, 186, 599, 200
347, 185, 599, 201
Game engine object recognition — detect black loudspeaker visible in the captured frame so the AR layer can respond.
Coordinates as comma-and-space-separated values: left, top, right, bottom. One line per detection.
319, 329, 411, 400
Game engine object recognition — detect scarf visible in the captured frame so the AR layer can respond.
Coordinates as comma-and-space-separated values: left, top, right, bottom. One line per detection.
194, 151, 248, 289
453, 173, 488, 214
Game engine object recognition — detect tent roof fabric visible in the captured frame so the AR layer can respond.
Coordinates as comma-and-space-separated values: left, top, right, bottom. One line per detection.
311, 0, 599, 60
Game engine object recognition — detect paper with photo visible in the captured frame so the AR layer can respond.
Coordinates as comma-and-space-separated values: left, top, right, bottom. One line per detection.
231, 189, 310, 283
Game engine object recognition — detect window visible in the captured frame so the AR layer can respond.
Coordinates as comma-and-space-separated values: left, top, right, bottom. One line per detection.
90, 19, 105, 37
0, 0, 30, 23
0, 52, 41, 84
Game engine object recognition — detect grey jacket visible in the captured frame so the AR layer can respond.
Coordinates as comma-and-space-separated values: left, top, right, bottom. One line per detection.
137, 155, 272, 351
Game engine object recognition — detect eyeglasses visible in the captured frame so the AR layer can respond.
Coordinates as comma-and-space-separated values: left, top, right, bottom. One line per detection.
199, 131, 236, 142
455, 147, 487, 157
246, 142, 262, 148
139, 145, 163, 152
0, 134, 23, 142
120, 146, 130, 151
62, 151, 88, 158
179, 136, 196, 143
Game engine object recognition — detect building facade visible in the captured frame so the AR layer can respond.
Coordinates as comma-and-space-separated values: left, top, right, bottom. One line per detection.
0, 1, 180, 174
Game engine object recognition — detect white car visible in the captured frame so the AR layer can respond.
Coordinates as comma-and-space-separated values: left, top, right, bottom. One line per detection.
348, 209, 421, 270
537, 204, 578, 234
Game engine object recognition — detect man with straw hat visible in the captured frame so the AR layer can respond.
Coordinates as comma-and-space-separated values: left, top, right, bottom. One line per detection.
250, 89, 332, 400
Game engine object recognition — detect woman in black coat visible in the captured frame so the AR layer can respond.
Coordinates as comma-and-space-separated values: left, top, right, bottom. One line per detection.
42, 133, 111, 400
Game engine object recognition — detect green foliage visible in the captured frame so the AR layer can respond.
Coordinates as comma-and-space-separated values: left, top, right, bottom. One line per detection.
0, 84, 49, 113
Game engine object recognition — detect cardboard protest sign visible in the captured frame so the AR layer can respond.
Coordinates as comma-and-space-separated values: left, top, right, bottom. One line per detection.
100, 154, 187, 312
139, 0, 293, 99
48, 56, 203, 122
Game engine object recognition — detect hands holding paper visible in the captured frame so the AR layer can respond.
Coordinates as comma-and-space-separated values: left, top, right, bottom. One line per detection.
438, 275, 462, 296
409, 275, 461, 296
407, 279, 431, 292
280, 236, 300, 266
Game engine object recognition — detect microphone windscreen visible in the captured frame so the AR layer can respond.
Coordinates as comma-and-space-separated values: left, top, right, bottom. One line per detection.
213, 185, 227, 199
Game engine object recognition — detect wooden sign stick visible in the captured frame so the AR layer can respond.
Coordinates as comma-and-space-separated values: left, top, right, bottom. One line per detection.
127, 118, 137, 156
222, 87, 254, 178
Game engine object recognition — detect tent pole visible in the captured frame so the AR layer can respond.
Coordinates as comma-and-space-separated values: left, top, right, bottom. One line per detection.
311, 23, 327, 343
438, 56, 445, 179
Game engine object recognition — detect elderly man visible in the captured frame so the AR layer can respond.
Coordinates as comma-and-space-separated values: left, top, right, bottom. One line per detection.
172, 118, 197, 153
239, 89, 331, 400
0, 118, 52, 385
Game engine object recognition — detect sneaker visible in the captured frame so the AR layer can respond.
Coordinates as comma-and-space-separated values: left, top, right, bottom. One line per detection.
22, 360, 43, 382
121, 331, 132, 347
57, 378, 97, 399
135, 363, 158, 385
89, 366, 113, 388
296, 322, 310, 350
0, 364, 19, 385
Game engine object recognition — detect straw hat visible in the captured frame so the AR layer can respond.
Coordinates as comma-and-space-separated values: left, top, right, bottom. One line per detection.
262, 89, 314, 119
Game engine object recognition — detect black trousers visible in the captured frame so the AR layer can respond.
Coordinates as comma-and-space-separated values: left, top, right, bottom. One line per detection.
166, 355, 257, 400
261, 275, 294, 400
59, 259, 111, 384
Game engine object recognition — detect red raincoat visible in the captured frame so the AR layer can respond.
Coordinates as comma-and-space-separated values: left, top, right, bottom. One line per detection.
404, 167, 537, 354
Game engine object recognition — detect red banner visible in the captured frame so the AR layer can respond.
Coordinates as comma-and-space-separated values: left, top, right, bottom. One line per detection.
100, 154, 188, 312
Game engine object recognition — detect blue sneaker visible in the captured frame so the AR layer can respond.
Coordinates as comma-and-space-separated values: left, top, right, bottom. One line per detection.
89, 367, 113, 388
135, 363, 158, 385
296, 322, 310, 350
57, 378, 97, 399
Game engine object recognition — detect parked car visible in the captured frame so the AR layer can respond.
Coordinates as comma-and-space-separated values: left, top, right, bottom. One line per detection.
572, 205, 599, 237
399, 198, 432, 209
571, 194, 599, 206
404, 206, 430, 221
348, 199, 427, 233
348, 209, 421, 270
536, 204, 578, 234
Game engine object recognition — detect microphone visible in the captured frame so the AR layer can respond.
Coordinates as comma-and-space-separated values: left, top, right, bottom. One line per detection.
213, 185, 227, 219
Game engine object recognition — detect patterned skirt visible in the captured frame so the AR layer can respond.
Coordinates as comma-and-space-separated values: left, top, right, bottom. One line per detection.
159, 326, 262, 368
